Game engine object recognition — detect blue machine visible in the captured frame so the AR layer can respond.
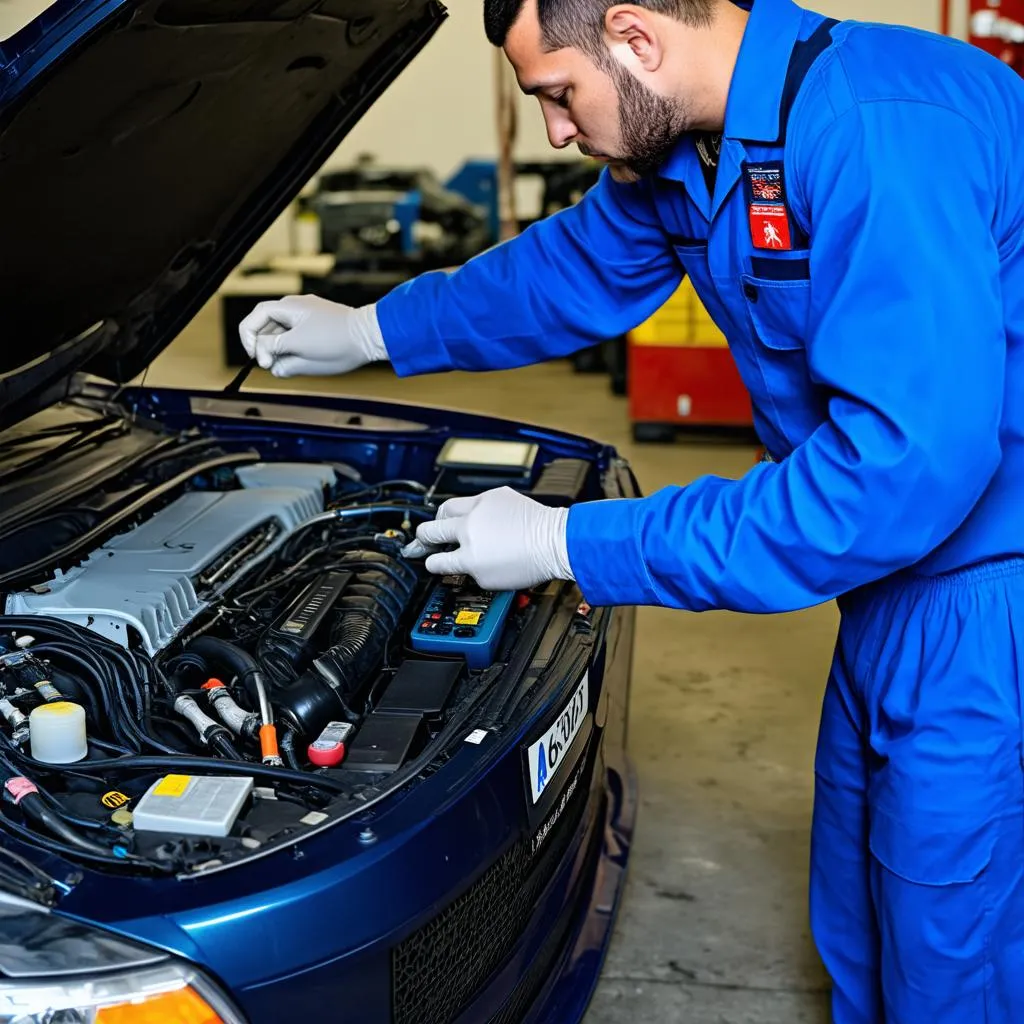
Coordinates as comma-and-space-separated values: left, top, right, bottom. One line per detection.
411, 576, 516, 668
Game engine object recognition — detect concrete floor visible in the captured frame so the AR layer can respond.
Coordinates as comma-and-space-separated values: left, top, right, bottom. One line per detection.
151, 303, 836, 1023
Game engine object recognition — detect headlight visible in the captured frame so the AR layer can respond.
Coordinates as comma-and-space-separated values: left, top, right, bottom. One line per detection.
1, 962, 239, 1023
0, 893, 245, 1024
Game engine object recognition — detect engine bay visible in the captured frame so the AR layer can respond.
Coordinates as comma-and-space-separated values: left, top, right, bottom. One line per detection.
0, 400, 601, 879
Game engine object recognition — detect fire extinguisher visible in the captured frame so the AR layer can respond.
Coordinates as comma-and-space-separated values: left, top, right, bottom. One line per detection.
967, 0, 1024, 75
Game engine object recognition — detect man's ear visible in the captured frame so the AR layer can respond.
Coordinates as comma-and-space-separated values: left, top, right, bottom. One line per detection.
604, 5, 664, 72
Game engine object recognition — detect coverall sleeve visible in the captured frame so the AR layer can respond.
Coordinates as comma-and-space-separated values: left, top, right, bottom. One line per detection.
374, 170, 682, 375
567, 101, 1006, 612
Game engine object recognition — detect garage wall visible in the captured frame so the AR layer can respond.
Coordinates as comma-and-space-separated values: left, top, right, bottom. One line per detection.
0, 0, 50, 35
0, 0, 947, 260
338, 0, 943, 177
0, 1, 946, 178
815, 0, 941, 29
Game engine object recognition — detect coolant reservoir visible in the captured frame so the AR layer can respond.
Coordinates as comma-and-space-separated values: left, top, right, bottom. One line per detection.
29, 701, 88, 763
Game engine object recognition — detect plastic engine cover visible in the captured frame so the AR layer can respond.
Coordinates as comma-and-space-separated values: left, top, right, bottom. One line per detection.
5, 463, 335, 652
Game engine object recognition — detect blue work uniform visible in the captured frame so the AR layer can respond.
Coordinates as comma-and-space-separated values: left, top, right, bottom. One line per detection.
377, 0, 1024, 1018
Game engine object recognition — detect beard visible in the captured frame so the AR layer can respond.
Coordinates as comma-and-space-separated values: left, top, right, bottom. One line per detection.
601, 60, 690, 180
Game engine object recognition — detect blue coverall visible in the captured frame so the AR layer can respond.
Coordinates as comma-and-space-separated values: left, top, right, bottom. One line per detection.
377, 0, 1024, 1018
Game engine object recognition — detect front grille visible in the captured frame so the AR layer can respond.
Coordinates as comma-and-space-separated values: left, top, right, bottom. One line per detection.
391, 750, 595, 1024
487, 800, 605, 1024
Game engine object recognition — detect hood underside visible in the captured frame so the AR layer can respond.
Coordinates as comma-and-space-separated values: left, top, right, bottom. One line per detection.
0, 0, 446, 422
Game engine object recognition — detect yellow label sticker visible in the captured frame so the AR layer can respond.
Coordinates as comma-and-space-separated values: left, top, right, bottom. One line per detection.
153, 774, 191, 798
101, 791, 130, 809
455, 611, 482, 626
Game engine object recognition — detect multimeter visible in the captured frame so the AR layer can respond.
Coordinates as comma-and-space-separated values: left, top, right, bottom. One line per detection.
410, 576, 515, 669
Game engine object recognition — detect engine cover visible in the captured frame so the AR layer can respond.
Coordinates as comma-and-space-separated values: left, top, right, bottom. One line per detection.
6, 463, 335, 653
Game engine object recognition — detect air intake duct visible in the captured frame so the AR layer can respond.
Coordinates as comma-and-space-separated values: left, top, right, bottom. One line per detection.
273, 551, 416, 742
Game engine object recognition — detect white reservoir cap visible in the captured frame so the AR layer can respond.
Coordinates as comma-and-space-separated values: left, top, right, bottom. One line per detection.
29, 701, 88, 764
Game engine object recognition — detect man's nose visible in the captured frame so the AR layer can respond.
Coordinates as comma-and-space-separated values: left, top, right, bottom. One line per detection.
543, 107, 577, 149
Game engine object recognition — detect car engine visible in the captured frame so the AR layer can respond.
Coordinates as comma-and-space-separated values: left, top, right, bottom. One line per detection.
0, 441, 558, 876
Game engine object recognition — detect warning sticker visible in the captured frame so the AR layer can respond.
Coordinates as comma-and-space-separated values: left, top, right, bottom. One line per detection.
749, 205, 792, 251
455, 611, 483, 626
153, 774, 191, 798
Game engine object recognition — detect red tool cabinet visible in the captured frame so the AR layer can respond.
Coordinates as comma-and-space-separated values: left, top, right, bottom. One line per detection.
627, 279, 753, 442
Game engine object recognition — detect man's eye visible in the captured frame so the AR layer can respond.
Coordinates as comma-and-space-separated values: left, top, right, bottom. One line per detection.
553, 91, 570, 109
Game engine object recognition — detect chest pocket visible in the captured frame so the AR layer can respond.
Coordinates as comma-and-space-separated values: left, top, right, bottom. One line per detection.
741, 254, 811, 348
740, 254, 823, 450
672, 239, 711, 283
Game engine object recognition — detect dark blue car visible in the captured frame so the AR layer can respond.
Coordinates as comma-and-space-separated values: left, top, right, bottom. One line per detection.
0, 3, 639, 1022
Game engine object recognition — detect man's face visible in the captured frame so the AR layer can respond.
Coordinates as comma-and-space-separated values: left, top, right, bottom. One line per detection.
504, 0, 691, 182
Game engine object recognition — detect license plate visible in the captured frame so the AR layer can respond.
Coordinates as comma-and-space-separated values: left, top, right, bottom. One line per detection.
526, 673, 589, 805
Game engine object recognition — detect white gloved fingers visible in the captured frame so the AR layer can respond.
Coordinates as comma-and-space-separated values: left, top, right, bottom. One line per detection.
435, 494, 485, 520
254, 323, 290, 370
424, 550, 467, 577
413, 487, 573, 591
399, 538, 432, 559
238, 295, 385, 377
270, 355, 316, 378
275, 294, 314, 311
238, 301, 286, 357
414, 516, 462, 548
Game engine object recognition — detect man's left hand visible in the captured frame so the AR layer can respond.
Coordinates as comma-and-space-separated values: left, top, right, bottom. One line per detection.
401, 487, 574, 592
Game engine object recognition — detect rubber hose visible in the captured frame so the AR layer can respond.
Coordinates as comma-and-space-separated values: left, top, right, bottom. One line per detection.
209, 731, 241, 761
19, 793, 116, 856
187, 637, 263, 710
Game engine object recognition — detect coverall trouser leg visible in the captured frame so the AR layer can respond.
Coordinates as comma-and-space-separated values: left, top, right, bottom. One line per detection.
810, 558, 1024, 1023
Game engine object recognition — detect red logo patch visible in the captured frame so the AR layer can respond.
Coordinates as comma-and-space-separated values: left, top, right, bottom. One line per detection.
749, 205, 792, 251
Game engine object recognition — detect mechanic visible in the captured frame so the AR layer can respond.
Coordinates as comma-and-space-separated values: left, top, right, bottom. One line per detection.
240, 0, 1024, 1019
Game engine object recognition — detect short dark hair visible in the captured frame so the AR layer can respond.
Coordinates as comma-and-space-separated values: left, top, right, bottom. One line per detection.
484, 0, 716, 57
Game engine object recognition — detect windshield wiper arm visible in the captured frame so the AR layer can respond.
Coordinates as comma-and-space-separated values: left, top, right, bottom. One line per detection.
0, 415, 120, 454
0, 419, 128, 487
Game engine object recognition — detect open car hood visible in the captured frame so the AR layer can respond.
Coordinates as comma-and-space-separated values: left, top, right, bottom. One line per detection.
0, 0, 447, 428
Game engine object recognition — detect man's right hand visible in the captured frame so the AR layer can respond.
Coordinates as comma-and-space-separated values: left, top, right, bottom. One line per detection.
238, 295, 388, 378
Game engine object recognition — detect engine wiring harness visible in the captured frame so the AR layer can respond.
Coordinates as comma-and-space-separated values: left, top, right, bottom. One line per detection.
0, 472, 460, 872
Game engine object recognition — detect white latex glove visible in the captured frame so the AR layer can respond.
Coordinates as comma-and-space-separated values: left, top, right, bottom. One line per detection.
238, 295, 388, 378
402, 487, 574, 592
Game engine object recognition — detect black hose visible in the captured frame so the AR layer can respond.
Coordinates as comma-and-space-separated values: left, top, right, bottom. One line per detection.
3, 618, 178, 755
29, 643, 118, 728
273, 549, 416, 739
209, 731, 241, 760
29, 777, 123, 837
4, 751, 349, 794
0, 813, 169, 873
89, 738, 135, 756
187, 637, 260, 698
19, 795, 117, 856
0, 756, 121, 857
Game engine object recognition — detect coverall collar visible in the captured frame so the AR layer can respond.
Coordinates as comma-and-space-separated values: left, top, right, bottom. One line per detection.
657, 0, 806, 196
724, 0, 807, 142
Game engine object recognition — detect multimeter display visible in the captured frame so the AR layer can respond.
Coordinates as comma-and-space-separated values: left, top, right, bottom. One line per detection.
410, 576, 515, 669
